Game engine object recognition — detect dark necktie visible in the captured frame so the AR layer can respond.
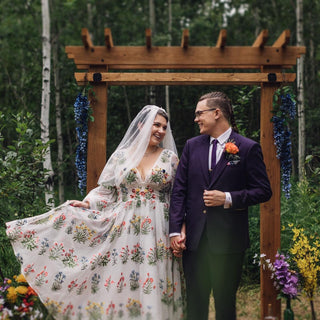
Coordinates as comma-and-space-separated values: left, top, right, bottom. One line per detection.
211, 139, 218, 170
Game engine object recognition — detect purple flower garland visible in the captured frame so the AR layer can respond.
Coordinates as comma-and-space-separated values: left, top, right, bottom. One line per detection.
272, 90, 296, 199
74, 92, 90, 194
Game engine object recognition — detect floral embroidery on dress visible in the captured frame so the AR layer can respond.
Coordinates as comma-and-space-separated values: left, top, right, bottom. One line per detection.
6, 149, 184, 320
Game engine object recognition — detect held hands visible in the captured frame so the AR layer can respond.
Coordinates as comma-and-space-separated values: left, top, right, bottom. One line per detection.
69, 200, 90, 209
170, 233, 186, 257
170, 222, 186, 257
203, 189, 225, 207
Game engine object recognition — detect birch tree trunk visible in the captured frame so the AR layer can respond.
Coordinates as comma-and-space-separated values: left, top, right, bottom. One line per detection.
53, 34, 64, 204
165, 0, 172, 118
41, 0, 54, 207
296, 0, 305, 179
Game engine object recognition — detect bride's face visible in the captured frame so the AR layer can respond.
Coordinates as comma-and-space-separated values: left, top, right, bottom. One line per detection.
149, 114, 167, 147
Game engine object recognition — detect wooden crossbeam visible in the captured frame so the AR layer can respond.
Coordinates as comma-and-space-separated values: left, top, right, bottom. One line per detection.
104, 28, 114, 48
81, 28, 93, 49
181, 29, 189, 49
146, 28, 152, 49
252, 30, 269, 48
216, 29, 227, 48
66, 46, 306, 70
273, 29, 290, 48
74, 72, 296, 86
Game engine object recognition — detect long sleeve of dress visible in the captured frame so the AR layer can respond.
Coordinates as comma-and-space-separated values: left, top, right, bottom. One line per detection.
83, 154, 118, 211
83, 183, 117, 211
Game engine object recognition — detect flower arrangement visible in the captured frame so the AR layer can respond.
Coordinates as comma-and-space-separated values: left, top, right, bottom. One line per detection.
272, 87, 296, 199
0, 274, 44, 319
255, 225, 320, 320
224, 140, 240, 165
254, 252, 299, 300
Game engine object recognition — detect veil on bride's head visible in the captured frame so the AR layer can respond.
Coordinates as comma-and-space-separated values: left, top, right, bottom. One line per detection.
98, 105, 177, 186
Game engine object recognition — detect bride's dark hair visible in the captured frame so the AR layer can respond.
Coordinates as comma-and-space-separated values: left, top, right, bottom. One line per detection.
157, 109, 168, 122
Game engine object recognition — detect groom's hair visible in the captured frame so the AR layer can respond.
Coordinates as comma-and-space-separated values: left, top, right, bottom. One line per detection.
198, 91, 239, 133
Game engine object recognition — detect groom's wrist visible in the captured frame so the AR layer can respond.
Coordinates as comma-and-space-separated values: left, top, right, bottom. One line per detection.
169, 232, 181, 237
224, 192, 232, 208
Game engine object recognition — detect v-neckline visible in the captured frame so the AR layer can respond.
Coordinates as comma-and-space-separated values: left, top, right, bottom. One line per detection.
136, 149, 164, 182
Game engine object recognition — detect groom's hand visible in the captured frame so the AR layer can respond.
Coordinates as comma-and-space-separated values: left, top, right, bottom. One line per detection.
170, 235, 185, 257
203, 189, 226, 207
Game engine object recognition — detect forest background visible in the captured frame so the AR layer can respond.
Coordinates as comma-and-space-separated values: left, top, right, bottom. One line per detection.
0, 0, 319, 318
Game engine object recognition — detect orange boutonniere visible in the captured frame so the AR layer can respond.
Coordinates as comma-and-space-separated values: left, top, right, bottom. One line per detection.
224, 141, 240, 165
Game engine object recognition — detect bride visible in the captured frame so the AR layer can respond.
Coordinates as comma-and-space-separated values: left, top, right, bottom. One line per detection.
6, 105, 185, 320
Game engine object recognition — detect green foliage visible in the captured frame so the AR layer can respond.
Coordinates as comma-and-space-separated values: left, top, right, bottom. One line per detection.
0, 111, 52, 277
280, 177, 320, 254
233, 86, 260, 140
243, 175, 320, 286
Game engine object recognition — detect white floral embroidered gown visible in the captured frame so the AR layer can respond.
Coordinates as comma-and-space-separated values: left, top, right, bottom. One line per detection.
6, 149, 184, 320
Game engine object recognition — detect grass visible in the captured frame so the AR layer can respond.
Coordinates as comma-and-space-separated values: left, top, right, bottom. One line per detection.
208, 285, 320, 319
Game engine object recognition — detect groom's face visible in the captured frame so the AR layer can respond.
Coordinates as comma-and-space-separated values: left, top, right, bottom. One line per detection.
194, 100, 218, 136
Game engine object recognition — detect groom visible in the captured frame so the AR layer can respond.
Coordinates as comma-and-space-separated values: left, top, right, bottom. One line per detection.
169, 91, 272, 320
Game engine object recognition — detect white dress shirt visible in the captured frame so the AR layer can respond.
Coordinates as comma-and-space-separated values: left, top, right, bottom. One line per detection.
209, 127, 232, 208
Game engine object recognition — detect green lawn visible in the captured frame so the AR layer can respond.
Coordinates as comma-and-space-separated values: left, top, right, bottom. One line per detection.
208, 285, 320, 319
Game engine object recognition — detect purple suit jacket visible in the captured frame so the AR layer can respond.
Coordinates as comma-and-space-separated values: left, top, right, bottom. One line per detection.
169, 131, 272, 253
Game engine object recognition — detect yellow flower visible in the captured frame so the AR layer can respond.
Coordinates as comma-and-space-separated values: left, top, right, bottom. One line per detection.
16, 274, 27, 283
290, 227, 320, 299
15, 285, 28, 295
7, 286, 18, 303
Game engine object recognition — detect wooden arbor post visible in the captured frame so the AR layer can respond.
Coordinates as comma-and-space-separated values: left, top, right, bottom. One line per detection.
66, 28, 305, 319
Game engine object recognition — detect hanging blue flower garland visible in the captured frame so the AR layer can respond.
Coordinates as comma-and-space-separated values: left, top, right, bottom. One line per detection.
272, 88, 296, 199
74, 92, 90, 194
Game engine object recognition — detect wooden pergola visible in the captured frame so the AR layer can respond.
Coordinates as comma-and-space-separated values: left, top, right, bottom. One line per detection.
66, 28, 305, 319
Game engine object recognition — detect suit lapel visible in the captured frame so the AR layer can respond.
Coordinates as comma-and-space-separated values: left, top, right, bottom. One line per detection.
209, 131, 241, 188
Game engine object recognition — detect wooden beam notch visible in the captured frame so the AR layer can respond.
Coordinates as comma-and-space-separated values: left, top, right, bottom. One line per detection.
81, 28, 94, 50
146, 28, 152, 49
252, 29, 269, 48
216, 29, 227, 48
181, 29, 189, 49
104, 28, 114, 49
273, 29, 290, 48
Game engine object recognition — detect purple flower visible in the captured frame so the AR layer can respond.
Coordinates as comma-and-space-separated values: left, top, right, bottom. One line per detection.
273, 253, 299, 299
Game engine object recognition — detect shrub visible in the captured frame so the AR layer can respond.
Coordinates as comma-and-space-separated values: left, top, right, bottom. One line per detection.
0, 111, 53, 277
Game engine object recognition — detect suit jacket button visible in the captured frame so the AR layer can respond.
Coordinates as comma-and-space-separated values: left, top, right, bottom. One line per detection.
203, 210, 207, 214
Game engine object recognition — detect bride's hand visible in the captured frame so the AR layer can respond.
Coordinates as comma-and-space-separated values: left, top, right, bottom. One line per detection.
69, 200, 90, 209
178, 231, 186, 251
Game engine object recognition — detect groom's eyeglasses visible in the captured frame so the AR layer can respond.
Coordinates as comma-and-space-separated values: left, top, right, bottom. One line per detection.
194, 108, 217, 118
